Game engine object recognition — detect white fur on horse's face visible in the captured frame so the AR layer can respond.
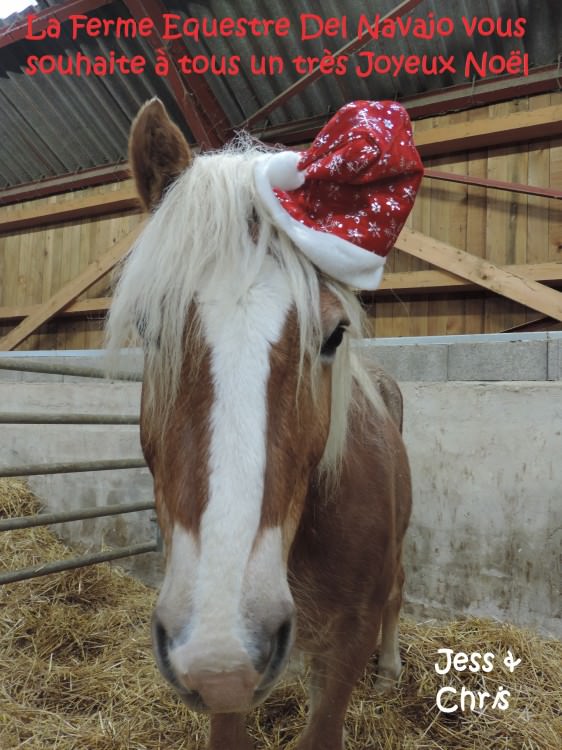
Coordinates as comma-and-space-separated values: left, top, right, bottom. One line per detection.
156, 256, 294, 676
155, 523, 198, 638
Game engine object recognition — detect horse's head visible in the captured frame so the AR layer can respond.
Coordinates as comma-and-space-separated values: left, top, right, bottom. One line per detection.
108, 100, 366, 713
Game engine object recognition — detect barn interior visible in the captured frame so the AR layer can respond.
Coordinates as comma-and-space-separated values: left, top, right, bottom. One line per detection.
1, 0, 561, 346
0, 1, 561, 748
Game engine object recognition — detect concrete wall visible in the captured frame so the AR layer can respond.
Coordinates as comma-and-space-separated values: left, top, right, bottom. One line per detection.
358, 331, 562, 382
401, 381, 561, 637
1, 334, 560, 635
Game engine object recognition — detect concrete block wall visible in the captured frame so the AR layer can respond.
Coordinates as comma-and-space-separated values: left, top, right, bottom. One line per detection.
1, 333, 561, 635
357, 331, 562, 382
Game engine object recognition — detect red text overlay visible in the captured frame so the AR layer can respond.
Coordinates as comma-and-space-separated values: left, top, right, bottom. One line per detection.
23, 12, 529, 79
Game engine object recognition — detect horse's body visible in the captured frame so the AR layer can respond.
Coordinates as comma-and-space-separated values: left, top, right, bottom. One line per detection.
107, 100, 411, 750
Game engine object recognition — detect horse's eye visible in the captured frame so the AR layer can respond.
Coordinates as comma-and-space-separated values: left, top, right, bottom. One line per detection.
321, 324, 347, 358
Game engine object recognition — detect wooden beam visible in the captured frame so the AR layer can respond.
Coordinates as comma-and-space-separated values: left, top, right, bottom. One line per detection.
375, 261, 562, 295
0, 165, 130, 207
0, 184, 139, 234
3, 260, 561, 324
253, 79, 562, 146
0, 224, 143, 351
414, 104, 562, 158
0, 298, 112, 323
401, 64, 562, 119
394, 229, 562, 321
502, 316, 562, 333
423, 169, 562, 200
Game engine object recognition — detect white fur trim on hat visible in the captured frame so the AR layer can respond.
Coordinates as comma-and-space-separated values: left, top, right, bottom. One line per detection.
254, 153, 385, 291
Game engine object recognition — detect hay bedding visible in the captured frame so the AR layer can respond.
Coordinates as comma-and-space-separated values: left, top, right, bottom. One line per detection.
1, 480, 560, 750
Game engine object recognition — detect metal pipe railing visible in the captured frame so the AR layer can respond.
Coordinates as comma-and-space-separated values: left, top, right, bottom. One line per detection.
0, 458, 147, 478
0, 358, 142, 381
0, 500, 155, 532
0, 542, 159, 585
0, 354, 154, 582
0, 412, 139, 424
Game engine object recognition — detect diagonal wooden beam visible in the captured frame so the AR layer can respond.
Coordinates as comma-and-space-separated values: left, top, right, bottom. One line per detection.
394, 229, 562, 322
374, 262, 562, 296
502, 316, 562, 333
0, 224, 143, 351
0, 298, 113, 323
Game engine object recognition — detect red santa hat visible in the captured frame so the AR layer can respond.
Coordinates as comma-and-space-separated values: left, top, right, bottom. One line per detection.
254, 100, 424, 290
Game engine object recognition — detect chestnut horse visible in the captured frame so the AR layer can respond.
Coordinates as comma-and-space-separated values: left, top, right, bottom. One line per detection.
107, 100, 412, 750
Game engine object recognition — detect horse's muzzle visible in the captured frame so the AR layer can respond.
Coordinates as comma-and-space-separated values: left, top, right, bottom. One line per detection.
151, 612, 295, 712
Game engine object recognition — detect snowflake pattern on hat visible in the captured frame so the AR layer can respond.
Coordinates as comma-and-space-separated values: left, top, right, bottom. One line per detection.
254, 100, 423, 290
275, 101, 423, 258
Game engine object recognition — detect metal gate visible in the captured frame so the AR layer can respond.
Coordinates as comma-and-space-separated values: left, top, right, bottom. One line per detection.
0, 356, 157, 585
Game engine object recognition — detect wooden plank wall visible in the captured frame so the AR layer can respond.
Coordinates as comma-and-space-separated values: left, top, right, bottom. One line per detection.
0, 92, 561, 349
0, 182, 142, 350
366, 91, 562, 337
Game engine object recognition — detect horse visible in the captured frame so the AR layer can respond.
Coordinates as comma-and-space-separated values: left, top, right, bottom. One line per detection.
106, 99, 412, 750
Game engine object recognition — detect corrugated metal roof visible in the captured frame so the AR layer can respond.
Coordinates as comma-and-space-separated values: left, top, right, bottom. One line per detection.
0, 0, 560, 189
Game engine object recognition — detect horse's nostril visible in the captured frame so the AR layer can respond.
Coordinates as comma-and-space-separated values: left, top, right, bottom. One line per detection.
152, 615, 174, 675
269, 617, 294, 674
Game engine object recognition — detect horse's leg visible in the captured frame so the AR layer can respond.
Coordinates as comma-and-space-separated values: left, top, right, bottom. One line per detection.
208, 713, 254, 750
297, 612, 383, 750
374, 561, 405, 693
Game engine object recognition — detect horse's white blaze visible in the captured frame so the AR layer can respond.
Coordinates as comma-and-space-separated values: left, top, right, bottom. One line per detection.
163, 257, 294, 674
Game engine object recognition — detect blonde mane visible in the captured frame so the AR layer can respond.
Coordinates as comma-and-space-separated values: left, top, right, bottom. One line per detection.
106, 142, 384, 482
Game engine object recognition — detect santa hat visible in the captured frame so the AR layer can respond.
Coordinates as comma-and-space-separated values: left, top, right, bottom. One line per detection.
254, 100, 423, 290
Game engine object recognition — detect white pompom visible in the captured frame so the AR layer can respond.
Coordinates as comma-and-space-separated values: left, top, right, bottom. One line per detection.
265, 151, 305, 191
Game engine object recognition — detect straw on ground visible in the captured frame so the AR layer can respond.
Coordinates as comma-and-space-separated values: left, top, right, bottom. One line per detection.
1, 480, 560, 749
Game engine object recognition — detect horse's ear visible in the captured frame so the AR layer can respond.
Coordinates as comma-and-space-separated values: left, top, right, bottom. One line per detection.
129, 98, 192, 212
